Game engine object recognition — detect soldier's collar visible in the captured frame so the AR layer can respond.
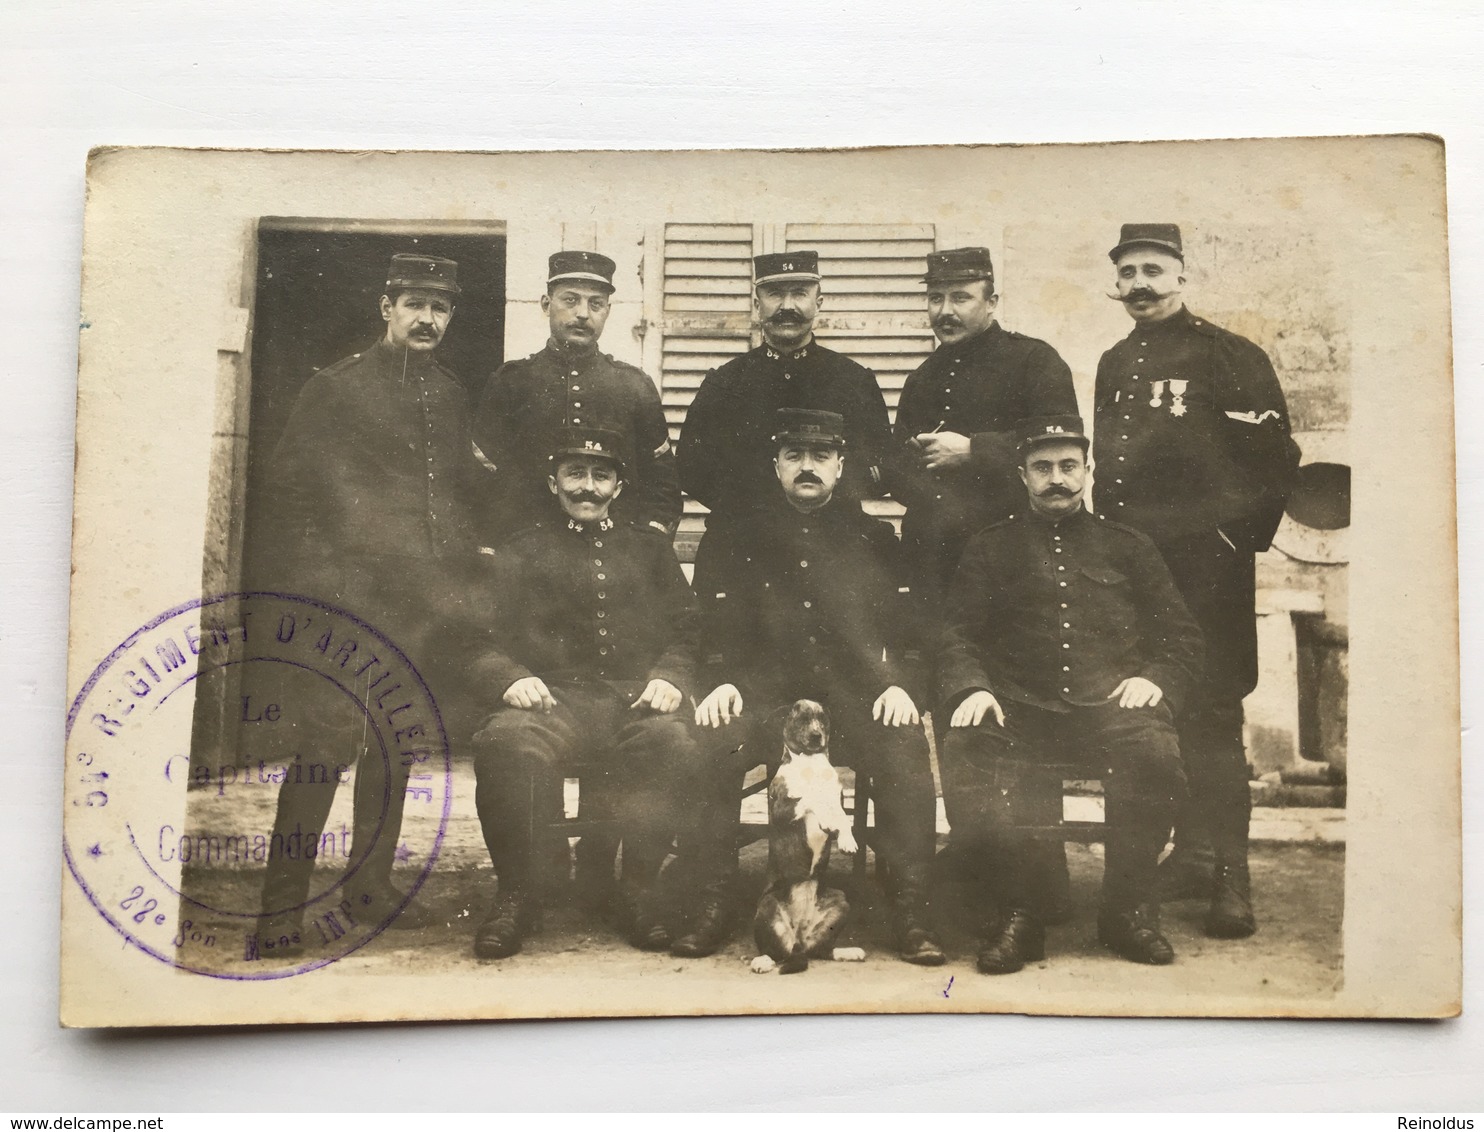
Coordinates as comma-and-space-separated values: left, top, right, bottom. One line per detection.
937, 320, 1001, 356
1131, 305, 1193, 336
547, 337, 601, 361
764, 338, 811, 362
566, 516, 615, 533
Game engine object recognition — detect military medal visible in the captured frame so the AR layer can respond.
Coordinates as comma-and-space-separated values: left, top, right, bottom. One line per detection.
1168, 379, 1189, 417
1148, 379, 1166, 408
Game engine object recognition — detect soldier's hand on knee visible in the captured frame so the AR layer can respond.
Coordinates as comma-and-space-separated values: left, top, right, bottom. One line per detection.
503, 676, 556, 712
872, 685, 920, 728
1109, 676, 1163, 709
951, 690, 1004, 728
631, 678, 683, 714
695, 683, 744, 728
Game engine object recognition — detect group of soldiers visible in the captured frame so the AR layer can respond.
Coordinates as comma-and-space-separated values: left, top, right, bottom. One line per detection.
251, 225, 1300, 976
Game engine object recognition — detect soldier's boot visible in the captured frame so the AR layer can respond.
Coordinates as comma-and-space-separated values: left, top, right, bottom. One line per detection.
613, 843, 673, 952
473, 885, 539, 960
252, 910, 307, 960
1100, 828, 1175, 964
1205, 855, 1257, 939
891, 866, 946, 966
1097, 902, 1175, 965
976, 908, 1045, 975
345, 877, 436, 930
671, 876, 737, 958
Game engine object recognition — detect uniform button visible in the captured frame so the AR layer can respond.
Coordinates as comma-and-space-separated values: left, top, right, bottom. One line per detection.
572, 384, 581, 391
1118, 502, 1124, 507
1115, 478, 1122, 484
1140, 341, 1147, 347
1063, 666, 1070, 672
1062, 643, 1070, 649
1057, 565, 1065, 571
1063, 687, 1070, 694
801, 527, 809, 534
597, 610, 606, 618
1060, 603, 1068, 609
800, 560, 808, 568
573, 401, 581, 408
597, 573, 606, 580
935, 494, 943, 501
1132, 375, 1140, 381
1121, 434, 1128, 440
570, 371, 579, 378
784, 373, 791, 380
1054, 547, 1062, 554
1063, 622, 1071, 629
599, 647, 608, 655
1118, 456, 1126, 462
1059, 581, 1068, 588
808, 636, 817, 644
597, 592, 606, 599
1123, 415, 1130, 420
594, 540, 603, 548
599, 628, 608, 636
803, 601, 812, 608
572, 417, 582, 424
1137, 357, 1144, 362
594, 559, 603, 566
944, 387, 951, 393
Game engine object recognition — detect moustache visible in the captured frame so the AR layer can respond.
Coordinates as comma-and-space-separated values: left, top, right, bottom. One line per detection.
1037, 485, 1076, 498
567, 491, 604, 504
767, 311, 806, 324
933, 316, 963, 330
793, 473, 824, 485
1108, 287, 1175, 305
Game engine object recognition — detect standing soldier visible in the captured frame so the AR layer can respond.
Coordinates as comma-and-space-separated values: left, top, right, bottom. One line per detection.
677, 251, 896, 535
473, 250, 681, 543
254, 253, 484, 953
1095, 223, 1301, 938
895, 246, 1078, 610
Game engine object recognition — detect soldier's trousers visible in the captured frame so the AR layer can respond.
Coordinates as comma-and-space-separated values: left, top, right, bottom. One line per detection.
686, 693, 938, 891
472, 683, 700, 892
256, 554, 480, 919
940, 699, 1186, 914
1156, 529, 1259, 858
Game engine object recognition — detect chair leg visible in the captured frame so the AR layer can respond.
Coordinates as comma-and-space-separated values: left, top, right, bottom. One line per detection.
852, 774, 870, 895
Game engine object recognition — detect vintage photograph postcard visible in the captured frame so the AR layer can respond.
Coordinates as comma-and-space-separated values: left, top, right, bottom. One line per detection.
60, 137, 1458, 1027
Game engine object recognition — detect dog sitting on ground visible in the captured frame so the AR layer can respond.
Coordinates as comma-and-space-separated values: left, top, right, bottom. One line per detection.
751, 700, 867, 974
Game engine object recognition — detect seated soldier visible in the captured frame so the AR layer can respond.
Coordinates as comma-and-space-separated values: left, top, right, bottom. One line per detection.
469, 427, 700, 959
938, 415, 1204, 973
675, 409, 945, 966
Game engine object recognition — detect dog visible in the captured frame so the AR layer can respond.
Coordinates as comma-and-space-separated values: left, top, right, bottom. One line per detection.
750, 700, 867, 974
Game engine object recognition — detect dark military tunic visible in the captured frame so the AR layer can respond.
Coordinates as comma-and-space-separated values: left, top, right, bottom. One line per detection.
693, 495, 918, 704
938, 507, 1203, 716
893, 322, 1077, 600
1092, 305, 1300, 698
1093, 306, 1299, 551
677, 340, 894, 522
470, 515, 697, 700
472, 341, 682, 543
268, 338, 481, 562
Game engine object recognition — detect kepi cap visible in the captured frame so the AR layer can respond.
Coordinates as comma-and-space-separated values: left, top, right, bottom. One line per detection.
548, 250, 617, 293
385, 253, 461, 296
549, 425, 626, 474
754, 251, 821, 287
772, 408, 847, 449
1019, 414, 1090, 454
1108, 223, 1184, 263
923, 246, 995, 288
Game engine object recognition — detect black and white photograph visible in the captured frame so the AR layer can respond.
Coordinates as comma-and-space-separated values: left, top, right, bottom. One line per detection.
57, 138, 1453, 1028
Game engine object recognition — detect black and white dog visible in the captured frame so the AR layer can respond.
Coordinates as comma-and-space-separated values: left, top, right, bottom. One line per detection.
751, 700, 867, 973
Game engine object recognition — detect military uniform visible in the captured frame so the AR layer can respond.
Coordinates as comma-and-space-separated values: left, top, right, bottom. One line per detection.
685, 491, 937, 941
938, 480, 1203, 966
473, 342, 681, 542
1094, 239, 1299, 933
895, 321, 1078, 603
469, 496, 700, 939
255, 255, 485, 935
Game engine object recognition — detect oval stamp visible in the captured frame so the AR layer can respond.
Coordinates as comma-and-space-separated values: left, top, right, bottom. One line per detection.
63, 591, 454, 979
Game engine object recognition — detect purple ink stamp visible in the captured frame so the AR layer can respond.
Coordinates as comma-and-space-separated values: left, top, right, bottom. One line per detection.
63, 592, 453, 979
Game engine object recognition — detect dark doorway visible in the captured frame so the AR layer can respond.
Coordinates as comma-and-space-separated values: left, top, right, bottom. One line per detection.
240, 217, 506, 585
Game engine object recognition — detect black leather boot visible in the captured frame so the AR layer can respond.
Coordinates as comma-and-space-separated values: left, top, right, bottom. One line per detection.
1097, 902, 1175, 965
671, 883, 735, 957
613, 878, 672, 952
976, 908, 1045, 974
893, 868, 946, 966
348, 879, 435, 930
474, 887, 537, 960
1156, 841, 1216, 903
1205, 856, 1257, 938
